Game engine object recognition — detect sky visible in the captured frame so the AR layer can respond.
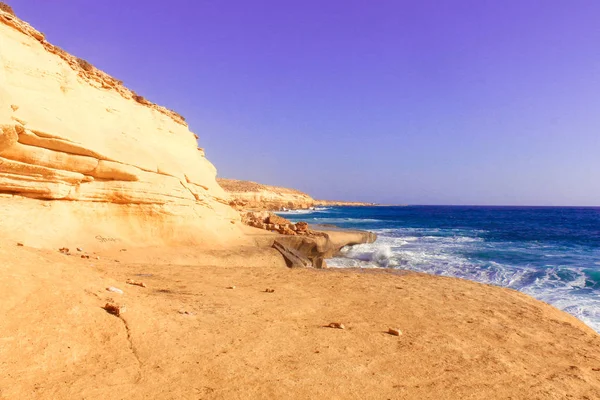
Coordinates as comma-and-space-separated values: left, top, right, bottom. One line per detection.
9, 1, 600, 206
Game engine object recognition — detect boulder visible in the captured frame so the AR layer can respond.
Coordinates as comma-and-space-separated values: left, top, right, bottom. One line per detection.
267, 214, 291, 225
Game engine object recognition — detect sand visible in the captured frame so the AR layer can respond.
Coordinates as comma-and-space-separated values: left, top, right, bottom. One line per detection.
1, 242, 599, 400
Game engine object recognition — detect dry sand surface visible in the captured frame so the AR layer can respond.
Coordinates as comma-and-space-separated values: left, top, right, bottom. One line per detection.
1, 243, 600, 400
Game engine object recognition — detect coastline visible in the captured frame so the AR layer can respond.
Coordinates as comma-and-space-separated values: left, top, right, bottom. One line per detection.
1, 6, 599, 399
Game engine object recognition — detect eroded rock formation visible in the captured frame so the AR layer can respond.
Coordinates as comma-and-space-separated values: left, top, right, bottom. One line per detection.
0, 8, 243, 247
218, 178, 315, 211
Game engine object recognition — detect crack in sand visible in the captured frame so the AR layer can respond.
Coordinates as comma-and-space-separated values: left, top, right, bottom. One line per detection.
118, 316, 143, 383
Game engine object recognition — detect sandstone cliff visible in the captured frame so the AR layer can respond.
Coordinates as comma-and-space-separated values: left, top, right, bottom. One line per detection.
314, 199, 376, 207
218, 178, 315, 211
0, 8, 244, 248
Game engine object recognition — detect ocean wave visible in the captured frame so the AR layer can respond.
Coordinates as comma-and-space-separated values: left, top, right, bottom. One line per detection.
330, 230, 600, 332
311, 217, 383, 224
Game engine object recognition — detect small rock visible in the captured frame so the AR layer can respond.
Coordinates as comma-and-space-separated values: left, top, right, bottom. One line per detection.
106, 286, 123, 294
178, 310, 195, 315
16, 243, 24, 247
96, 256, 100, 260
126, 279, 146, 288
103, 303, 125, 316
120, 249, 127, 252
265, 289, 275, 293
327, 322, 345, 330
388, 328, 402, 336
81, 255, 90, 259
227, 286, 236, 289
59, 247, 70, 254
76, 247, 83, 252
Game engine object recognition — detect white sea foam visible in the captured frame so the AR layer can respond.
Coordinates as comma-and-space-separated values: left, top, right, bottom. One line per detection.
329, 227, 600, 332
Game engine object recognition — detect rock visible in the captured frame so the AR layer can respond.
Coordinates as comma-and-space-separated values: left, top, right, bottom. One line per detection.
388, 328, 402, 336
80, 255, 90, 259
295, 221, 309, 233
103, 303, 125, 316
126, 279, 146, 288
313, 257, 328, 269
16, 242, 23, 246
227, 286, 236, 289
272, 240, 312, 268
0, 12, 242, 247
327, 322, 345, 330
217, 178, 315, 211
76, 247, 83, 252
106, 286, 123, 294
267, 214, 291, 226
264, 289, 275, 293
59, 247, 69, 254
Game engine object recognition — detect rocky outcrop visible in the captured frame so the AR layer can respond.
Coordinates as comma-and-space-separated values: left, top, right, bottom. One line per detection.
267, 229, 377, 269
314, 200, 377, 207
242, 211, 328, 237
219, 178, 377, 211
218, 178, 315, 211
0, 9, 243, 247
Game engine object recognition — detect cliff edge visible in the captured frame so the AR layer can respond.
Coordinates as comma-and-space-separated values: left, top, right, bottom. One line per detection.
218, 178, 315, 211
0, 8, 244, 248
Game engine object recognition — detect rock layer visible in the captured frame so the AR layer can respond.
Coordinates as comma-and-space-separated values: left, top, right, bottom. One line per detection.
0, 9, 243, 247
218, 178, 315, 210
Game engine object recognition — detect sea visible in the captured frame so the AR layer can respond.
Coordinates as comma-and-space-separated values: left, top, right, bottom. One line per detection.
277, 206, 600, 333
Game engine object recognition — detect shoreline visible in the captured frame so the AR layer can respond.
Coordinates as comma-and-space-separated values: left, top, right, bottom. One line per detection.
2, 242, 599, 399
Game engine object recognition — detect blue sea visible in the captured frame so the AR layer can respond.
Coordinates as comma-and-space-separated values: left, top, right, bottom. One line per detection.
278, 206, 600, 333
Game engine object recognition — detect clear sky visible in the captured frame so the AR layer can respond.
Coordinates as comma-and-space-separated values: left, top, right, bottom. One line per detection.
10, 1, 600, 206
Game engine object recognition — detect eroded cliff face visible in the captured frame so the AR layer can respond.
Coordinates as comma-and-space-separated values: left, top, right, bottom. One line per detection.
217, 178, 315, 211
0, 9, 244, 247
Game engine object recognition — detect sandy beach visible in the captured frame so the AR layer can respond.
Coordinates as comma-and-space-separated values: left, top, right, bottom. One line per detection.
2, 240, 599, 400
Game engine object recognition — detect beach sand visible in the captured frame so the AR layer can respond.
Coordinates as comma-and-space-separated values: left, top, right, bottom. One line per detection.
1, 242, 599, 400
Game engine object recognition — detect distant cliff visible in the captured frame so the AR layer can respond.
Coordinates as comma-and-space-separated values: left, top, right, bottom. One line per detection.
314, 200, 376, 207
0, 7, 244, 247
217, 178, 314, 211
218, 178, 376, 210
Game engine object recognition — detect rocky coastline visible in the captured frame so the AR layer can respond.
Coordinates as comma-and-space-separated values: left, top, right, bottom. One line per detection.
1, 6, 599, 399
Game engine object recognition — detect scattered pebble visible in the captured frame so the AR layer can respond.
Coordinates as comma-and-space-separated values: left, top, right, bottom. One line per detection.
96, 256, 100, 260
59, 247, 70, 254
388, 328, 402, 336
76, 247, 83, 252
81, 255, 90, 259
16, 243, 24, 247
327, 322, 345, 330
106, 286, 124, 294
126, 279, 146, 288
264, 288, 275, 293
178, 310, 195, 315
103, 303, 125, 316
227, 286, 236, 289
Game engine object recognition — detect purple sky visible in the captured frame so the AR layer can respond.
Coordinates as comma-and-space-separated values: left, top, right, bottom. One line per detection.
10, 1, 600, 205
